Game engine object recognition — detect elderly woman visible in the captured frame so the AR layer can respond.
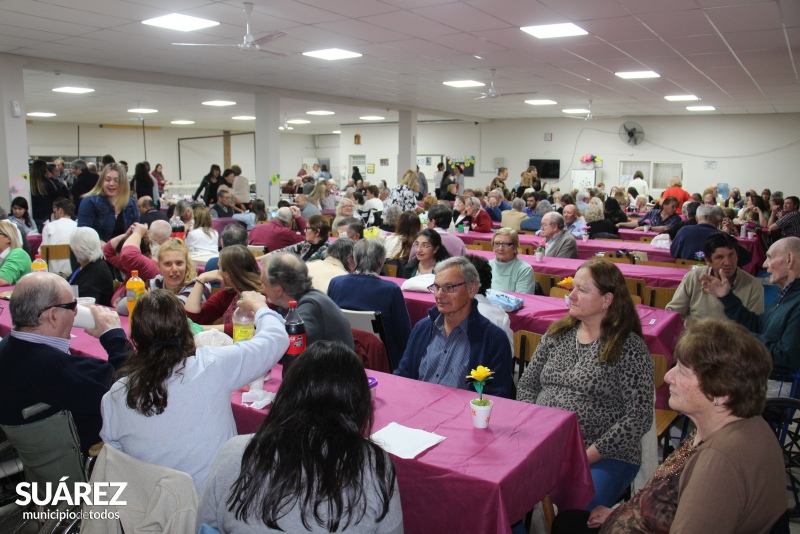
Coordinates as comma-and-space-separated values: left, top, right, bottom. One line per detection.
386, 170, 421, 212
100, 290, 289, 494
501, 198, 528, 231
77, 162, 139, 242
69, 227, 114, 305
333, 198, 356, 228
0, 220, 32, 286
402, 229, 450, 278
518, 260, 653, 509
198, 341, 402, 532
379, 204, 402, 233
463, 197, 493, 232
489, 228, 535, 294
584, 204, 619, 238
634, 194, 648, 213
271, 214, 330, 262
169, 199, 194, 234
385, 212, 421, 263
661, 176, 691, 214
554, 318, 785, 533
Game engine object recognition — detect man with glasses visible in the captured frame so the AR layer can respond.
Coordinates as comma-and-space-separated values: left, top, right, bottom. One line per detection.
395, 257, 513, 398
0, 272, 129, 453
540, 212, 579, 259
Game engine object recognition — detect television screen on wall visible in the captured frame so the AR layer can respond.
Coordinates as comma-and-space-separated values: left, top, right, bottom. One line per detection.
528, 159, 561, 179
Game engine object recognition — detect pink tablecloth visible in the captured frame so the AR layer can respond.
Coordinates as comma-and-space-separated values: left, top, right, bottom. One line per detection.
27, 235, 42, 260
232, 366, 594, 534
211, 217, 246, 235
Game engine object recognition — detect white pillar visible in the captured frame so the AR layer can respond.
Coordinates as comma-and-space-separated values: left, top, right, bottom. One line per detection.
398, 110, 417, 181
254, 92, 281, 206
0, 55, 30, 209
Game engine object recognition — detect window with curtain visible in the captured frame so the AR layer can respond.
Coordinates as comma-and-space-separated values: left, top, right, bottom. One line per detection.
652, 163, 684, 189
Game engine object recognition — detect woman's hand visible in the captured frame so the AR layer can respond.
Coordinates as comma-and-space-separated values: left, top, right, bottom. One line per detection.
587, 506, 613, 528
198, 270, 223, 285
131, 222, 148, 237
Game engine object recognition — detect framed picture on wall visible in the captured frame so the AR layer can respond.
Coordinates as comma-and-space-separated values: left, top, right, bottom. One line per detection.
380, 158, 389, 166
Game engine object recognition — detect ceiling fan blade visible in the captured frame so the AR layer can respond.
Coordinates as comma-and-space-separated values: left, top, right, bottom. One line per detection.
258, 48, 287, 57
254, 31, 287, 46
474, 94, 488, 100
173, 43, 237, 47
496, 91, 538, 98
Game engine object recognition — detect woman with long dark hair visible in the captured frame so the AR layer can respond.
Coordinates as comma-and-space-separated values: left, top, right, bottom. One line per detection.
385, 212, 421, 263
30, 159, 68, 231
130, 162, 155, 201
233, 198, 269, 230
100, 290, 289, 494
401, 229, 450, 278
199, 341, 402, 533
194, 164, 222, 205
10, 196, 36, 236
603, 197, 628, 225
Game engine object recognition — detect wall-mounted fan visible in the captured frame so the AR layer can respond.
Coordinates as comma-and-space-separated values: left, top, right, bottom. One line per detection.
619, 121, 645, 146
474, 69, 536, 100
173, 2, 286, 56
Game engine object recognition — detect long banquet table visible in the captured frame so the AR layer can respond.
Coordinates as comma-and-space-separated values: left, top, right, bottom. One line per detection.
232, 365, 594, 534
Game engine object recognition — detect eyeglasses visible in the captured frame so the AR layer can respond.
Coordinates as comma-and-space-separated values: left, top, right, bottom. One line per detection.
38, 300, 78, 316
427, 281, 467, 294
413, 242, 432, 249
493, 242, 514, 248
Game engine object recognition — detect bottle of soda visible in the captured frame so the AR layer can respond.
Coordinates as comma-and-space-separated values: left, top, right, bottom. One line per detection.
232, 298, 255, 342
170, 217, 185, 240
126, 270, 146, 317
281, 300, 306, 372
31, 254, 48, 273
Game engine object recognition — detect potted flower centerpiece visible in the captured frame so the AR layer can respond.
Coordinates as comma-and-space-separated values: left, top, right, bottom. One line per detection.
467, 366, 494, 428
693, 251, 706, 269
582, 226, 591, 242
534, 244, 545, 261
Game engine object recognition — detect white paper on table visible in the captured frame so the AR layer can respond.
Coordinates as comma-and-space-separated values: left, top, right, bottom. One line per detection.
242, 390, 275, 409
370, 422, 446, 459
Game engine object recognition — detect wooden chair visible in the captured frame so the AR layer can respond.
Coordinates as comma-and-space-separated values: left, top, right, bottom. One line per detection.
549, 286, 570, 299
330, 231, 339, 237
637, 260, 687, 268
513, 330, 542, 381
599, 254, 632, 265
465, 243, 482, 250
534, 272, 554, 297
518, 244, 533, 255
383, 263, 398, 277
625, 277, 646, 300
40, 244, 72, 273
676, 258, 701, 267
630, 294, 642, 305
639, 236, 653, 243
256, 220, 269, 225
645, 286, 677, 309
652, 354, 681, 460
474, 239, 494, 251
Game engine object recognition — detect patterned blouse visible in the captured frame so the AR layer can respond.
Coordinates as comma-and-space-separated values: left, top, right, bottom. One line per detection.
386, 185, 418, 212
273, 239, 329, 262
517, 326, 654, 465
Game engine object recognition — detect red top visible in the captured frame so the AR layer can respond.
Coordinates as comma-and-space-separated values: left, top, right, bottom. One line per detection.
185, 289, 236, 337
661, 186, 692, 214
471, 208, 493, 233
248, 217, 306, 251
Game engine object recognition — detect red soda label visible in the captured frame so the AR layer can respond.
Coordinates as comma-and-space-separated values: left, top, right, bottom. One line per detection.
287, 333, 306, 355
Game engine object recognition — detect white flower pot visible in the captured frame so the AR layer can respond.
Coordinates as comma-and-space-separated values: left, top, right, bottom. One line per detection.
534, 252, 544, 262
470, 399, 493, 428
582, 234, 589, 242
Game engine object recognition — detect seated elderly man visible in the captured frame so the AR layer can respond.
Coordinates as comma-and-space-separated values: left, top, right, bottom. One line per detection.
210, 190, 237, 218
395, 256, 513, 398
249, 206, 305, 251
336, 217, 364, 241
667, 233, 763, 324
671, 205, 752, 266
307, 237, 355, 294
261, 253, 353, 350
0, 272, 129, 453
147, 219, 173, 256
410, 203, 467, 259
501, 198, 528, 231
520, 200, 552, 232
540, 212, 578, 259
485, 189, 512, 222
137, 196, 168, 226
328, 239, 411, 369
295, 194, 320, 218
702, 236, 800, 373
618, 196, 682, 232
575, 191, 590, 213
561, 204, 586, 237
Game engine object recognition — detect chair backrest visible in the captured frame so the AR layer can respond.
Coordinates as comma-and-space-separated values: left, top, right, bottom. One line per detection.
1, 411, 86, 502
340, 309, 393, 372
549, 287, 570, 299
474, 239, 494, 251
599, 255, 631, 264
639, 236, 654, 243
630, 294, 642, 306
651, 354, 670, 388
514, 330, 542, 364
40, 244, 72, 271
518, 244, 533, 255
625, 277, 646, 299
534, 272, 554, 296
646, 286, 677, 309
465, 244, 482, 250
676, 258, 701, 267
383, 263, 398, 277
638, 260, 689, 269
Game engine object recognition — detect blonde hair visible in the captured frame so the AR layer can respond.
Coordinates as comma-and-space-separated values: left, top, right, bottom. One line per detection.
192, 207, 214, 237
422, 194, 438, 211
157, 239, 197, 288
336, 198, 355, 217
399, 170, 418, 188
520, 172, 533, 188
307, 182, 326, 205
492, 227, 519, 255
84, 163, 131, 211
0, 220, 21, 249
668, 176, 682, 187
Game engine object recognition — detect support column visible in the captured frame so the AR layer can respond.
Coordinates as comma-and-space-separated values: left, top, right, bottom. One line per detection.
397, 109, 417, 182
0, 55, 30, 209
254, 92, 281, 206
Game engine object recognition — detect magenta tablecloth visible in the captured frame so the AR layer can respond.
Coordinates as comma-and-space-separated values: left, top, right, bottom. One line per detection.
211, 217, 246, 235
27, 235, 42, 260
232, 366, 594, 534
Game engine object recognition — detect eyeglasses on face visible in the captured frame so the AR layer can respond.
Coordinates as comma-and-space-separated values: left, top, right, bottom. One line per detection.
427, 281, 467, 294
493, 242, 514, 248
38, 300, 78, 316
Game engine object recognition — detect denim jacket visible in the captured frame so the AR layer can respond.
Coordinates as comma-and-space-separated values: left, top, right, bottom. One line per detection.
77, 194, 139, 242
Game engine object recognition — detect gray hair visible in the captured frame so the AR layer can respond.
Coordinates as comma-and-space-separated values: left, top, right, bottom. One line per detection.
380, 188, 390, 196
338, 217, 364, 239
433, 256, 480, 288
696, 204, 717, 223
324, 238, 355, 269
382, 205, 402, 227
576, 191, 590, 203
465, 197, 482, 210
353, 238, 385, 273
585, 204, 604, 223
148, 220, 172, 245
72, 159, 88, 172
221, 223, 248, 247
263, 253, 313, 299
175, 199, 192, 214
275, 207, 292, 223
10, 273, 64, 329
489, 189, 503, 199
70, 227, 104, 264
534, 200, 552, 215
546, 211, 565, 229
511, 198, 525, 211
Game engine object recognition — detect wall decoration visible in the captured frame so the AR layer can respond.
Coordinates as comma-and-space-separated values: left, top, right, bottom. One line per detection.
445, 155, 476, 177
367, 163, 375, 174
354, 134, 361, 145
9, 173, 29, 205
380, 158, 389, 166
270, 173, 280, 185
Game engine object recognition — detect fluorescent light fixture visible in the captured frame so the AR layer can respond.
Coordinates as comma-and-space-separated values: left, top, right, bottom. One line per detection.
443, 80, 485, 88
278, 126, 293, 130
141, 13, 219, 32
687, 105, 715, 111
302, 48, 361, 60
232, 116, 256, 120
27, 112, 56, 117
171, 120, 195, 125
665, 94, 699, 101
332, 130, 341, 134
202, 100, 236, 107
52, 86, 94, 94
287, 119, 310, 124
520, 23, 588, 39
525, 99, 557, 106
615, 71, 660, 79
562, 108, 589, 114
306, 110, 335, 115
128, 108, 158, 113
474, 55, 483, 60
359, 116, 385, 121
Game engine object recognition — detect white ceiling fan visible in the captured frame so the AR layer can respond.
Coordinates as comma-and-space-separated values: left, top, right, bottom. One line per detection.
474, 69, 536, 100
564, 99, 617, 120
173, 2, 287, 56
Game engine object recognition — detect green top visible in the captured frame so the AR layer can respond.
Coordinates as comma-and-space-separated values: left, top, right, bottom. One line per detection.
489, 257, 535, 295
0, 248, 32, 285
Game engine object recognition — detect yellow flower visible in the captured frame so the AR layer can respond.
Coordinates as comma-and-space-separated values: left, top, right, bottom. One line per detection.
467, 366, 494, 382
557, 276, 574, 290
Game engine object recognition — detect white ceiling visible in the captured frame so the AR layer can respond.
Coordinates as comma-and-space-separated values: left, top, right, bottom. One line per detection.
4, 0, 799, 134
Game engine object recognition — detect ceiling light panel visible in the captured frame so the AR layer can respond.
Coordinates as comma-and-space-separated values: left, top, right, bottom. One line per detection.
520, 23, 588, 39
232, 116, 256, 120
687, 106, 715, 111
202, 100, 236, 106
359, 116, 385, 121
302, 48, 362, 60
27, 112, 57, 117
128, 108, 158, 113
141, 14, 219, 32
665, 95, 699, 101
171, 120, 195, 125
615, 71, 660, 79
443, 80, 485, 88
287, 119, 310, 124
525, 100, 557, 105
306, 110, 335, 115
562, 108, 589, 114
52, 87, 94, 94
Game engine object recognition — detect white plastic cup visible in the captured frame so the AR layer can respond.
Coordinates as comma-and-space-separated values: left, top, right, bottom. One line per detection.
73, 305, 96, 329
747, 231, 755, 239
249, 375, 265, 391
642, 225, 650, 232
463, 224, 470, 234
582, 234, 589, 242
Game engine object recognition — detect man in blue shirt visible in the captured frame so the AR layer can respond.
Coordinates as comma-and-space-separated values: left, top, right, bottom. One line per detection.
485, 189, 511, 222
618, 196, 681, 233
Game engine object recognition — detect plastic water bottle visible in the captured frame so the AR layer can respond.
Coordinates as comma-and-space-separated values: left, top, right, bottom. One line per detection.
31, 254, 48, 272
281, 300, 306, 372
126, 270, 146, 317
232, 299, 255, 342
